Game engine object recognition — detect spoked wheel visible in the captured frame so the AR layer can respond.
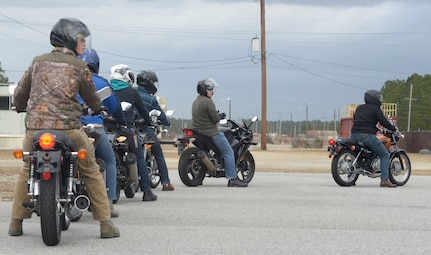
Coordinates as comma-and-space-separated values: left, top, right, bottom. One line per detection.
39, 172, 62, 246
236, 151, 255, 184
331, 150, 359, 186
148, 154, 160, 188
389, 151, 411, 186
178, 147, 206, 187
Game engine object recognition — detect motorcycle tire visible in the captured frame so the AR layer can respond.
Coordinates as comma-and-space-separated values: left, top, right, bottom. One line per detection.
331, 149, 359, 186
61, 212, 71, 230
178, 147, 206, 187
39, 172, 62, 246
113, 180, 121, 204
389, 151, 411, 186
148, 154, 161, 188
236, 151, 255, 183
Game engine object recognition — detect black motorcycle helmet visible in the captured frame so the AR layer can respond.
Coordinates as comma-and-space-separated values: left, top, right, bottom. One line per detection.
196, 78, 217, 96
136, 70, 159, 95
364, 89, 383, 106
78, 48, 99, 74
50, 18, 91, 55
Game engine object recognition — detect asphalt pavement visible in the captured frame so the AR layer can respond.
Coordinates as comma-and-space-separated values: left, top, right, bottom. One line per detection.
1, 171, 431, 255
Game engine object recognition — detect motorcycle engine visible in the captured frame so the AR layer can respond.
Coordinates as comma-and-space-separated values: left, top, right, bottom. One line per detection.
371, 158, 381, 173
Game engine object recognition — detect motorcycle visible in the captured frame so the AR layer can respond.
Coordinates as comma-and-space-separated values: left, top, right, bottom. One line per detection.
13, 130, 91, 246
11, 87, 112, 246
104, 114, 140, 204
327, 119, 411, 187
136, 109, 174, 188
177, 116, 258, 187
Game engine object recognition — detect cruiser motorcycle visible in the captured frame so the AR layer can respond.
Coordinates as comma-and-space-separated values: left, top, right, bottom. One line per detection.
177, 116, 258, 187
104, 114, 140, 203
11, 87, 112, 246
13, 130, 91, 246
327, 122, 411, 187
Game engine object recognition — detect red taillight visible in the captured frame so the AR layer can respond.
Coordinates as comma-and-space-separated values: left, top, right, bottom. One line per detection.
39, 133, 55, 150
41, 172, 51, 181
328, 139, 335, 146
184, 129, 194, 137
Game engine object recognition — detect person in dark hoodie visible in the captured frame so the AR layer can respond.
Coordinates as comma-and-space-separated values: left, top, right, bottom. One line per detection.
350, 89, 397, 188
109, 64, 158, 201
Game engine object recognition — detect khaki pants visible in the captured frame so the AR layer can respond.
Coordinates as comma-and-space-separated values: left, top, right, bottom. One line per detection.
11, 128, 110, 221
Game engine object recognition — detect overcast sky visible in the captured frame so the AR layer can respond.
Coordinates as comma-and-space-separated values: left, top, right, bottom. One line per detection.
1, 0, 430, 121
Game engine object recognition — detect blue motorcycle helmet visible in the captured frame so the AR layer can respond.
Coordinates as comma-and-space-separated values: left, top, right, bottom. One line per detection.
78, 48, 100, 74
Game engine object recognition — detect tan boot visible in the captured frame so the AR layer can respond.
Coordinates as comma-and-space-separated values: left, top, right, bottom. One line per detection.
109, 200, 119, 218
8, 218, 23, 236
100, 220, 120, 238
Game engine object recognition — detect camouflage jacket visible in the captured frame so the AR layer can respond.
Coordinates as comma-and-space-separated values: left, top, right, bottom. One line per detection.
14, 47, 101, 130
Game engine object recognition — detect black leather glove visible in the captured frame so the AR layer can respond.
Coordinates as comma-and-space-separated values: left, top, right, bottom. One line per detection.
219, 112, 226, 119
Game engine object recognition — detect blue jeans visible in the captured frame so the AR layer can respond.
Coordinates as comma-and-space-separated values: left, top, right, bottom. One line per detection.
91, 127, 117, 201
351, 133, 390, 179
144, 132, 170, 185
131, 130, 152, 192
211, 132, 236, 179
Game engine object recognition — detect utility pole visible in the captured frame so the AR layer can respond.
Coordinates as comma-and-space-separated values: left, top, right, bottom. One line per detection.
260, 0, 267, 150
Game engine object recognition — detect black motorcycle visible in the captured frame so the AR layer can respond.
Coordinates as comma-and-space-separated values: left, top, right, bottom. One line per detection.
104, 115, 140, 203
177, 116, 258, 187
328, 124, 411, 186
13, 130, 90, 246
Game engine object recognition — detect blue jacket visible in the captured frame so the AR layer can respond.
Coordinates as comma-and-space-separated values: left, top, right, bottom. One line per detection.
78, 74, 125, 125
136, 86, 170, 134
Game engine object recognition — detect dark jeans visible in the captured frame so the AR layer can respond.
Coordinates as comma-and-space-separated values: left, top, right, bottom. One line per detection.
351, 133, 390, 179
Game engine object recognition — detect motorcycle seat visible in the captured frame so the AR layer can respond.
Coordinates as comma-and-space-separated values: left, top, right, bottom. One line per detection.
340, 137, 366, 148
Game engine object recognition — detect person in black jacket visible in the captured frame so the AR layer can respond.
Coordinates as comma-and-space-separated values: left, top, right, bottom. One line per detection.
109, 64, 158, 201
350, 89, 397, 187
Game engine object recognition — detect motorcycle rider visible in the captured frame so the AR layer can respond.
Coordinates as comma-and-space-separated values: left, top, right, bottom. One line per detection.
9, 18, 120, 238
109, 64, 158, 201
351, 89, 397, 188
191, 78, 248, 187
78, 48, 125, 217
136, 70, 174, 191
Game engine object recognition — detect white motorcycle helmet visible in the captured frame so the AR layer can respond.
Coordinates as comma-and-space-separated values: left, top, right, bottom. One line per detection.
110, 64, 135, 85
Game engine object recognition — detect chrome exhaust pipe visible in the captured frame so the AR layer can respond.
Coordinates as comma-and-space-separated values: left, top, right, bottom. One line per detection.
74, 195, 90, 211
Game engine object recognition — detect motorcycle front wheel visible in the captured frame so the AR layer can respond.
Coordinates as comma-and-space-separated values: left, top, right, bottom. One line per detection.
331, 149, 359, 186
147, 154, 161, 188
178, 147, 206, 187
236, 151, 255, 183
389, 151, 411, 186
39, 172, 62, 246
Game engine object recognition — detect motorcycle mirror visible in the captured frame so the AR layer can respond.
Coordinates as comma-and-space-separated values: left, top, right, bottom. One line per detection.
219, 119, 228, 125
97, 86, 112, 101
9, 84, 17, 95
149, 109, 162, 117
251, 116, 258, 122
120, 102, 132, 111
165, 110, 174, 117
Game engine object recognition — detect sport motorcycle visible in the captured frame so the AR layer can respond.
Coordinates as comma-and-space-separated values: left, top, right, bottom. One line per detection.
177, 116, 258, 187
327, 119, 411, 187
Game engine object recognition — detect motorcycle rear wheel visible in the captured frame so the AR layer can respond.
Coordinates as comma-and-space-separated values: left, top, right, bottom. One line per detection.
389, 151, 411, 186
39, 172, 62, 246
236, 151, 255, 183
178, 147, 206, 187
331, 149, 359, 186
